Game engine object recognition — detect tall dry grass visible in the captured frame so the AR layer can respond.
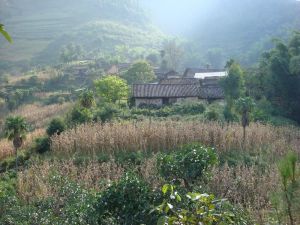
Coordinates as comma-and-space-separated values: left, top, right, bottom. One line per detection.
0, 129, 45, 161
11, 102, 73, 129
51, 121, 300, 160
16, 156, 284, 224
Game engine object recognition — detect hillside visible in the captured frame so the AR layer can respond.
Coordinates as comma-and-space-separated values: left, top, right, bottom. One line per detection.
0, 0, 165, 64
142, 0, 300, 67
191, 0, 300, 65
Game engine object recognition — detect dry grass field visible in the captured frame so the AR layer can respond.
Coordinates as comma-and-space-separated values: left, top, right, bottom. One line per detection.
51, 121, 300, 160
11, 102, 73, 129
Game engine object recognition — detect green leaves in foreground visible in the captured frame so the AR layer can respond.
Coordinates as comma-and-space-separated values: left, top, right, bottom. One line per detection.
0, 24, 12, 43
156, 184, 250, 225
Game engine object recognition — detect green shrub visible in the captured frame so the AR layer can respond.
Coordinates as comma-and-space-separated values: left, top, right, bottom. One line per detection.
46, 118, 66, 136
34, 137, 51, 154
223, 105, 238, 122
173, 101, 206, 115
96, 103, 120, 123
0, 174, 98, 225
69, 106, 93, 125
205, 109, 220, 121
158, 143, 218, 189
97, 172, 157, 225
114, 151, 145, 166
157, 184, 253, 225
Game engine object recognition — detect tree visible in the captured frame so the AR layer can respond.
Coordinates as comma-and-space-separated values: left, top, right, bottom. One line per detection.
94, 75, 129, 103
220, 61, 245, 104
123, 61, 156, 84
46, 118, 66, 136
146, 52, 159, 66
4, 116, 28, 170
220, 61, 245, 121
59, 43, 85, 63
79, 90, 95, 109
162, 39, 184, 71
0, 24, 12, 43
235, 97, 255, 142
205, 48, 224, 69
257, 32, 300, 123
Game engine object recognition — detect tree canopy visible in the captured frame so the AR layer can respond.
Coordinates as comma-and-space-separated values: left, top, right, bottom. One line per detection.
94, 75, 129, 103
122, 61, 156, 84
255, 32, 300, 123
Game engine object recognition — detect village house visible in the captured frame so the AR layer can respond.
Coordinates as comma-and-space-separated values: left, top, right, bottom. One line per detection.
132, 84, 200, 107
132, 68, 226, 107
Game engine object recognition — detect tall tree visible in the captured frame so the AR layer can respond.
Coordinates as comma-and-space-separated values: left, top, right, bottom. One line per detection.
258, 32, 300, 123
123, 61, 156, 84
4, 116, 28, 170
94, 75, 129, 103
220, 61, 245, 122
163, 39, 184, 71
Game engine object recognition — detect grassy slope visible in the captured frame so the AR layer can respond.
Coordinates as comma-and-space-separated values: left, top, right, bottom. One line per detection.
0, 0, 165, 63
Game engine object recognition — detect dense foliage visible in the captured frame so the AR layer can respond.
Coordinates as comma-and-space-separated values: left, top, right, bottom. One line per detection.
158, 144, 218, 189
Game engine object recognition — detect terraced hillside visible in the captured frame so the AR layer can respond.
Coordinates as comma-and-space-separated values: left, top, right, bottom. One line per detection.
0, 0, 165, 63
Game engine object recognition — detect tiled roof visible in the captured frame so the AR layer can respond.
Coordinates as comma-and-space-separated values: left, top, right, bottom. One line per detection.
199, 87, 224, 99
159, 78, 200, 85
132, 84, 200, 98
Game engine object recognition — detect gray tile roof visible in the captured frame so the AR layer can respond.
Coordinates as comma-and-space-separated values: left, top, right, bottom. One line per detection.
159, 78, 200, 85
132, 84, 200, 98
199, 87, 224, 99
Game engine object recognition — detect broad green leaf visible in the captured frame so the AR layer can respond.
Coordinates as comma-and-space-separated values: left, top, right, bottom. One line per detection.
0, 25, 12, 43
162, 184, 169, 195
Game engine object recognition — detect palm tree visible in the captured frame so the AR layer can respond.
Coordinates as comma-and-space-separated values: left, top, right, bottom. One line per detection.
235, 97, 255, 143
4, 116, 28, 170
79, 90, 95, 109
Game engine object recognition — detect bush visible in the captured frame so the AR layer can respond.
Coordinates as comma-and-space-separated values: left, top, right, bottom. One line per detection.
158, 143, 218, 189
34, 137, 51, 154
205, 109, 220, 121
223, 105, 238, 122
97, 172, 157, 225
114, 151, 145, 166
157, 184, 253, 225
69, 106, 93, 125
46, 118, 66, 136
173, 101, 206, 115
96, 103, 120, 123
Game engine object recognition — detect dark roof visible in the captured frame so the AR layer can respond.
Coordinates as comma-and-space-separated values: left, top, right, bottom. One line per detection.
199, 87, 224, 99
159, 78, 200, 85
165, 70, 179, 77
132, 84, 200, 98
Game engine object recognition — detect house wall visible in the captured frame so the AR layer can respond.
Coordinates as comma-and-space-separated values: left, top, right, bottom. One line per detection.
135, 97, 200, 107
135, 98, 163, 107
176, 97, 199, 103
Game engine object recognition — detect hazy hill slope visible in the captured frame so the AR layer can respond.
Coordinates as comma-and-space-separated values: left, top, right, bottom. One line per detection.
142, 0, 300, 66
0, 0, 165, 63
191, 0, 300, 64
